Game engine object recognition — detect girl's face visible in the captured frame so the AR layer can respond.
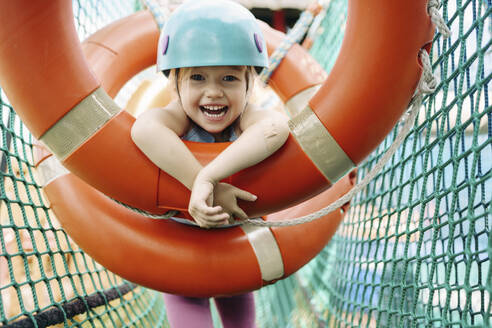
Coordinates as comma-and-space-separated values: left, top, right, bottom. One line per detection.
178, 66, 250, 138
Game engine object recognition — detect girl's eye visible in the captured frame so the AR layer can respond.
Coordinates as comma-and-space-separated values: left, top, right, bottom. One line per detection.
223, 75, 238, 82
190, 74, 204, 81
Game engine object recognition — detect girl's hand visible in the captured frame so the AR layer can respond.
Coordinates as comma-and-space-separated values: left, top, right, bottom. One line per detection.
188, 176, 230, 228
213, 183, 257, 223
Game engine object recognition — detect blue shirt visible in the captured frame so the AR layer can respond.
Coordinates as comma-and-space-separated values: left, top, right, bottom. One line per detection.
182, 122, 238, 142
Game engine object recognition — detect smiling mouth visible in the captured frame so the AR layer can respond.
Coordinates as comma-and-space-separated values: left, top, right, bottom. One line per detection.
200, 105, 228, 119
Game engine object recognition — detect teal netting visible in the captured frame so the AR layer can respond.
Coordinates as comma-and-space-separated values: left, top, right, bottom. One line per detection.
264, 0, 491, 326
1, 1, 168, 327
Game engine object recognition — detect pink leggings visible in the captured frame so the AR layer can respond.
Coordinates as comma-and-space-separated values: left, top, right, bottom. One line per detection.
163, 292, 256, 328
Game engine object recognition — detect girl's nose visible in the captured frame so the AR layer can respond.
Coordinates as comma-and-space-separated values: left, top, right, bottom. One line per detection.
204, 84, 224, 98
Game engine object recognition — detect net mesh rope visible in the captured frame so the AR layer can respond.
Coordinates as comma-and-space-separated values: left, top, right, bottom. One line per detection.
0, 1, 490, 328
261, 0, 491, 326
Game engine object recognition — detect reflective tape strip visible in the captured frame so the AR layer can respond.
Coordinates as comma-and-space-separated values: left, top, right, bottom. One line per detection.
285, 84, 321, 117
36, 155, 70, 187
240, 224, 284, 281
40, 88, 121, 160
288, 105, 355, 183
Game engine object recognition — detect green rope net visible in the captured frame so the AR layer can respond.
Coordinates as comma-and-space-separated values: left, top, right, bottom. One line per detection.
1, 0, 490, 327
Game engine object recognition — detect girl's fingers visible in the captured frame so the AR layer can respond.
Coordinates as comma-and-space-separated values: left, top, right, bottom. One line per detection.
233, 207, 248, 221
233, 187, 257, 202
204, 212, 230, 223
193, 211, 230, 227
197, 218, 229, 228
201, 205, 224, 215
190, 203, 223, 215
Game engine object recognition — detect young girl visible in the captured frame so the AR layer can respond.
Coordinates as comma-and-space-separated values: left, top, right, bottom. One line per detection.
131, 0, 289, 327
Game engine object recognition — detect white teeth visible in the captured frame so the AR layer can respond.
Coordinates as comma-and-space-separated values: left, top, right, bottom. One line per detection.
203, 111, 226, 118
202, 105, 226, 111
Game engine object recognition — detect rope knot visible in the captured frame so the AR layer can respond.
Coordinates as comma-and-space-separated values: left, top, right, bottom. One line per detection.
417, 50, 439, 95
427, 0, 451, 38
427, 0, 441, 10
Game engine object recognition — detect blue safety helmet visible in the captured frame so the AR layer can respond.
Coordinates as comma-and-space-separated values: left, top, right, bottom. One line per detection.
157, 0, 268, 76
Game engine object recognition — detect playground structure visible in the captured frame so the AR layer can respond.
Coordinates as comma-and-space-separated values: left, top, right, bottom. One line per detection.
0, 0, 491, 327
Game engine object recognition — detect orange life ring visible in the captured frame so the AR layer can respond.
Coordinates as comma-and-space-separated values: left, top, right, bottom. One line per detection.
27, 8, 355, 296
34, 142, 355, 296
0, 1, 435, 218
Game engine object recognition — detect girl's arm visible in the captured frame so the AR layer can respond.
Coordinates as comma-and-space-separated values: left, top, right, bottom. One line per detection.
189, 105, 289, 219
199, 104, 289, 182
131, 102, 230, 226
131, 101, 198, 189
